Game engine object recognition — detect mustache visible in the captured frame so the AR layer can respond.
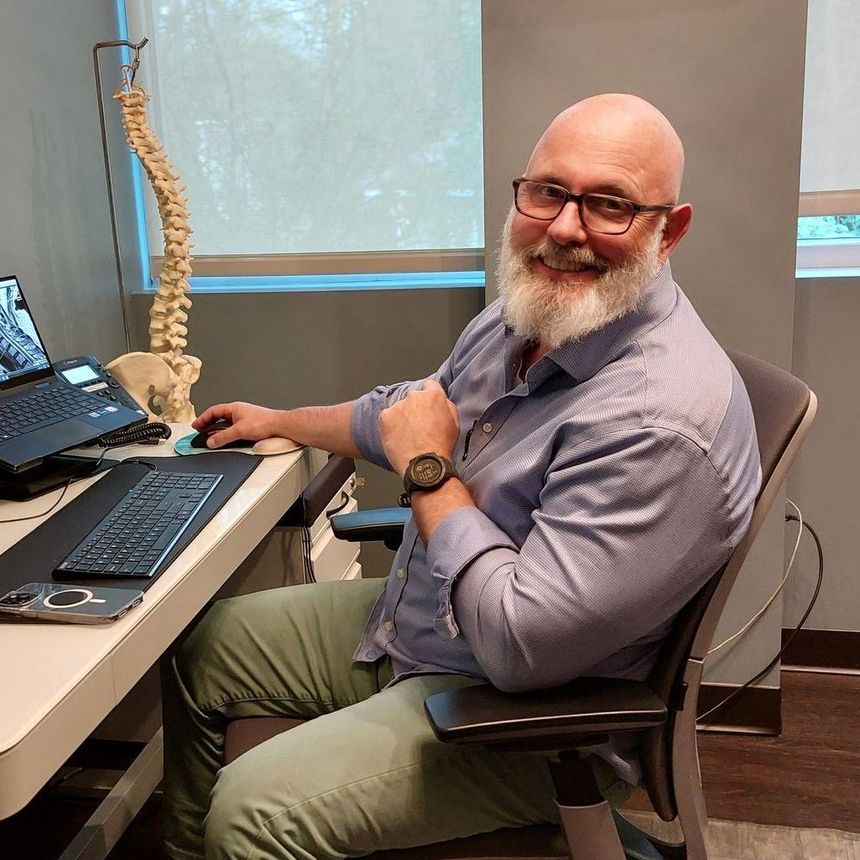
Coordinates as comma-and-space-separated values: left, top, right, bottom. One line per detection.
522, 241, 611, 273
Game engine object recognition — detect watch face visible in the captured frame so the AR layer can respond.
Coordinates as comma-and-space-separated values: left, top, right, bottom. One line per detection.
412, 455, 445, 487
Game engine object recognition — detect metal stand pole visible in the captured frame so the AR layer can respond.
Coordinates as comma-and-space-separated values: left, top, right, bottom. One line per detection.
92, 38, 148, 355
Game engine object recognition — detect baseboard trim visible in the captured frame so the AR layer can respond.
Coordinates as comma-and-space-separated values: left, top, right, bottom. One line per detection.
781, 628, 860, 672
696, 682, 781, 735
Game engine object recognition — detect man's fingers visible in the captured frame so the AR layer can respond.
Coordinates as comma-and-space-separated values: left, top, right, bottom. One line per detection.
421, 379, 445, 395
207, 430, 234, 449
192, 408, 215, 430
193, 403, 230, 430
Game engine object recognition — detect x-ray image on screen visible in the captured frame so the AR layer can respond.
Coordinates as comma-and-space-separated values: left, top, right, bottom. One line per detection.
0, 277, 50, 383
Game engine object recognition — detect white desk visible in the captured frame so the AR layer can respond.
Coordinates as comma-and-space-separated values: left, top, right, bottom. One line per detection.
0, 427, 314, 823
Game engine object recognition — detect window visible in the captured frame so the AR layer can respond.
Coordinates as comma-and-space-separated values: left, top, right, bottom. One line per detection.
797, 0, 860, 274
124, 0, 484, 284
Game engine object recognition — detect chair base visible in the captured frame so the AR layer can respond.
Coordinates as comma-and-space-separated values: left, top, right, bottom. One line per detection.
613, 811, 687, 859
557, 800, 625, 860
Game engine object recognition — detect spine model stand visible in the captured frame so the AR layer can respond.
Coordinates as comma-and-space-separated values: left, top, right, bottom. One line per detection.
106, 60, 202, 422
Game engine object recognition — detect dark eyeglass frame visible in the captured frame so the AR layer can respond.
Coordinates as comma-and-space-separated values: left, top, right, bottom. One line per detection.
512, 177, 675, 235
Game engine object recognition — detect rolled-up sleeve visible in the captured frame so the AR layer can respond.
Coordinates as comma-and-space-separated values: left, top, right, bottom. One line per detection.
350, 383, 412, 470
350, 355, 456, 471
426, 427, 732, 692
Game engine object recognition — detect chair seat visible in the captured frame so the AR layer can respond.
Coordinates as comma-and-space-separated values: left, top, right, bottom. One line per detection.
224, 717, 306, 765
363, 826, 569, 859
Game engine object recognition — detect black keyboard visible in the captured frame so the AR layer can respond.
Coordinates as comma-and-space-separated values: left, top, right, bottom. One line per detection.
54, 470, 223, 579
0, 384, 99, 441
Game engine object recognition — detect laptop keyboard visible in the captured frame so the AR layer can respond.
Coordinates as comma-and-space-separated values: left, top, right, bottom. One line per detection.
0, 384, 99, 441
54, 470, 222, 579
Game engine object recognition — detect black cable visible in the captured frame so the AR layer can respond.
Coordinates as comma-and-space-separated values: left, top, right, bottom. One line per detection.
0, 478, 74, 523
97, 422, 171, 447
326, 491, 351, 518
301, 524, 316, 583
114, 458, 158, 472
697, 516, 824, 723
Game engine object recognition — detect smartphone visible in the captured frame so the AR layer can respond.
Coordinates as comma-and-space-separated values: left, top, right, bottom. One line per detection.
0, 582, 143, 624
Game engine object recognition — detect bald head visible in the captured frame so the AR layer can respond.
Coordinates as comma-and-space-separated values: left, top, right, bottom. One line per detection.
528, 93, 685, 202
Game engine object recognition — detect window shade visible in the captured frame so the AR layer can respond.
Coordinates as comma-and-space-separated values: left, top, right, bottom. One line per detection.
128, 0, 483, 269
800, 0, 860, 215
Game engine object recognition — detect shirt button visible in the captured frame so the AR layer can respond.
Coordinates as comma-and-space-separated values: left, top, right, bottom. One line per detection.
365, 649, 377, 659
382, 620, 394, 632
396, 567, 405, 579
482, 422, 493, 433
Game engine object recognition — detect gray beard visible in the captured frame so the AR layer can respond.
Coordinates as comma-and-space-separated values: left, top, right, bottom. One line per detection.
497, 212, 664, 350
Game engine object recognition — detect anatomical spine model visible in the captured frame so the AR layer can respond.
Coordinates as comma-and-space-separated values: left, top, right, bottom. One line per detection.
107, 82, 201, 422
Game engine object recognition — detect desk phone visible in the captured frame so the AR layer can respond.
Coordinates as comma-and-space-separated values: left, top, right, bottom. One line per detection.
53, 355, 146, 417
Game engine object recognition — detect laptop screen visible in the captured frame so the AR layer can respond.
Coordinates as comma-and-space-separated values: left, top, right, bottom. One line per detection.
0, 276, 53, 390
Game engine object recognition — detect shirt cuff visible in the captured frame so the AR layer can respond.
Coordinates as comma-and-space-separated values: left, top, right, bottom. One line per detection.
350, 388, 393, 469
427, 506, 518, 638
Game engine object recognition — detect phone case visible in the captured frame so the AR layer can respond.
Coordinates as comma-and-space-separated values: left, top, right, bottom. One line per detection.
0, 582, 144, 624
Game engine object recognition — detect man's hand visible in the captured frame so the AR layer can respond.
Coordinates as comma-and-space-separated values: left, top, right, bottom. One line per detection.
379, 380, 460, 477
193, 402, 285, 449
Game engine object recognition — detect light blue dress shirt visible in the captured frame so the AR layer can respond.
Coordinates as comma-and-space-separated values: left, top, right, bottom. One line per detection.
351, 263, 761, 698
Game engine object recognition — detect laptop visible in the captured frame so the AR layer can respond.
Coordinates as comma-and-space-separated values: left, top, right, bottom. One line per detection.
0, 275, 146, 473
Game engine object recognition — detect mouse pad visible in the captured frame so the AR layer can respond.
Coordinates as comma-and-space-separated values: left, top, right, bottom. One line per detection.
0, 452, 262, 597
174, 432, 255, 456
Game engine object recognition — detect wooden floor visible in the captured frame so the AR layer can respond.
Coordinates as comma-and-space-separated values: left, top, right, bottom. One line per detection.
697, 670, 860, 831
623, 811, 860, 860
0, 670, 856, 858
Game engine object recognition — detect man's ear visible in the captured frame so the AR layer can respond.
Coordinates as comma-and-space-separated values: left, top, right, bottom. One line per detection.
659, 203, 693, 261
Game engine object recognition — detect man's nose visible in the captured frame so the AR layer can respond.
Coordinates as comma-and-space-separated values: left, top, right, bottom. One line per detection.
546, 199, 589, 245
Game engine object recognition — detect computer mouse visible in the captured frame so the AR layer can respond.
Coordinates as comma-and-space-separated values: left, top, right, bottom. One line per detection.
189, 419, 254, 450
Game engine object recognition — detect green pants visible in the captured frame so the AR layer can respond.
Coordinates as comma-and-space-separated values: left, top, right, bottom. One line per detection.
161, 578, 603, 859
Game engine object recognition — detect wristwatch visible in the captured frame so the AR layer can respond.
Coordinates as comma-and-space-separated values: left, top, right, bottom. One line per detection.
398, 453, 457, 507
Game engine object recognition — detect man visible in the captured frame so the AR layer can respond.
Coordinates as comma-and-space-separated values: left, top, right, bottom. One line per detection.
162, 94, 761, 859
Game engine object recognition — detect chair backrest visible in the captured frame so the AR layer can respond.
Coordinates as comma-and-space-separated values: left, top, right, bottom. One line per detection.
639, 349, 817, 820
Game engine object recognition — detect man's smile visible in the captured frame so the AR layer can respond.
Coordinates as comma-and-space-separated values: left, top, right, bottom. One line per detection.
530, 255, 602, 282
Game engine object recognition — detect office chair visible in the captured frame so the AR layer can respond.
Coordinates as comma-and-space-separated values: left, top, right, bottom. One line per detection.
223, 350, 816, 860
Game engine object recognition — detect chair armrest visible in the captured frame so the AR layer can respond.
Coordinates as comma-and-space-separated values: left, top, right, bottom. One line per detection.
424, 677, 666, 752
330, 507, 410, 550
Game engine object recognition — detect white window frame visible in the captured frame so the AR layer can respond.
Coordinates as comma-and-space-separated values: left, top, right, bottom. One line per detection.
796, 190, 860, 275
798, 190, 860, 218
150, 250, 485, 279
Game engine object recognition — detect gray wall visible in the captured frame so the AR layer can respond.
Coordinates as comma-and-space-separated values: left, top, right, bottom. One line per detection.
481, 0, 809, 687
130, 289, 483, 413
0, 0, 129, 360
786, 277, 860, 631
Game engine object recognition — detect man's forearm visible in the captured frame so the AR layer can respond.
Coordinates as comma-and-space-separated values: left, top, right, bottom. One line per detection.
275, 401, 362, 459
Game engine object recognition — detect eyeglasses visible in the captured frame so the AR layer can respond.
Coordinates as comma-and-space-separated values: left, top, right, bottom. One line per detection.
512, 178, 674, 235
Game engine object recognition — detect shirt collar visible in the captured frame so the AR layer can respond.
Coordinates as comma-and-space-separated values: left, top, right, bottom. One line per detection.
505, 261, 679, 385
